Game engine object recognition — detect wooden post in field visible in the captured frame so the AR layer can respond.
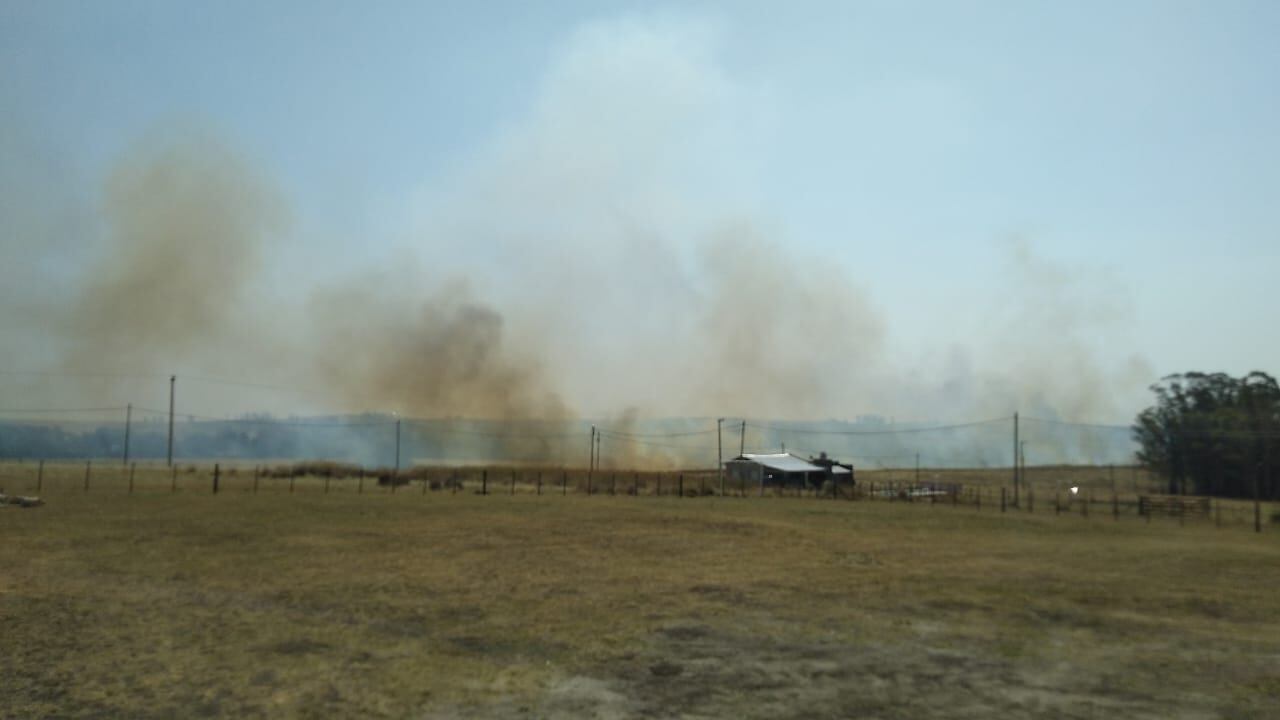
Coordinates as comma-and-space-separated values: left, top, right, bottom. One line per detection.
482, 469, 488, 495
1256, 447, 1266, 534
587, 468, 592, 496
129, 463, 136, 495
37, 460, 44, 493
253, 466, 260, 494
1001, 487, 1006, 513
212, 463, 220, 495
84, 460, 91, 493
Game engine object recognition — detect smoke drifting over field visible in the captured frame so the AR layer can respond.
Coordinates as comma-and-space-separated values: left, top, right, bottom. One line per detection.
2, 15, 1151, 466
61, 134, 285, 375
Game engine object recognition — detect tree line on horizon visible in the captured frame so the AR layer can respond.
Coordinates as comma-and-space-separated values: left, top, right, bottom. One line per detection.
1133, 371, 1280, 500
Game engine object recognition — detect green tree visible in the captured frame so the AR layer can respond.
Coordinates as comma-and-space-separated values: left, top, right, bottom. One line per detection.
1133, 372, 1279, 499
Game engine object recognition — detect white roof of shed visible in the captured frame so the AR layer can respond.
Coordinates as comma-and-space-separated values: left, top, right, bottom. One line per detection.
737, 453, 824, 473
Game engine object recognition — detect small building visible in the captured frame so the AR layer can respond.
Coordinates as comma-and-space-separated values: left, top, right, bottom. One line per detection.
724, 452, 853, 491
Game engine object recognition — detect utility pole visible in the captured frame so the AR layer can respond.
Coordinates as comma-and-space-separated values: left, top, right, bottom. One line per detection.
739, 420, 746, 456
717, 418, 724, 495
1020, 440, 1027, 508
122, 403, 132, 466
167, 375, 176, 467
596, 430, 602, 472
394, 416, 401, 474
1011, 412, 1019, 507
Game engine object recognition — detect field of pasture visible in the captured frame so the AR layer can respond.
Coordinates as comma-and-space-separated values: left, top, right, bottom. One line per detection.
1, 462, 1277, 718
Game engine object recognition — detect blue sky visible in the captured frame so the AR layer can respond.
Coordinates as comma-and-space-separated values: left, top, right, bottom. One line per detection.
2, 1, 1278, 422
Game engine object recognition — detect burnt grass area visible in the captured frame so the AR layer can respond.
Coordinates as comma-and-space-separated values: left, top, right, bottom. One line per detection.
1, 490, 1277, 718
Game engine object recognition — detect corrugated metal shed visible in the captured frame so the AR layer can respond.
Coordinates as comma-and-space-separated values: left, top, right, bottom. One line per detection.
740, 453, 824, 473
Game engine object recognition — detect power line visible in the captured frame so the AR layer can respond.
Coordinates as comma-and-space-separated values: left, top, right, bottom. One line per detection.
0, 406, 126, 414
597, 428, 716, 439
746, 416, 1011, 436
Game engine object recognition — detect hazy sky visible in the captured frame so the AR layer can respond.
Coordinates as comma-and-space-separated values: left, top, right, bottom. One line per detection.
2, 1, 1277, 423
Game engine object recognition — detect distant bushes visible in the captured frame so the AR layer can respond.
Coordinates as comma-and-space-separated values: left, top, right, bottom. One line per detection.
259, 461, 470, 490
265, 461, 364, 479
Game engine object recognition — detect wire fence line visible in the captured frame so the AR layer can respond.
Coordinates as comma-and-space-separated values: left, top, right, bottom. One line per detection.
2, 458, 1273, 534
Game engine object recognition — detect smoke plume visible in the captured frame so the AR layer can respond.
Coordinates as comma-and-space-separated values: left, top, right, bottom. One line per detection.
4, 14, 1153, 467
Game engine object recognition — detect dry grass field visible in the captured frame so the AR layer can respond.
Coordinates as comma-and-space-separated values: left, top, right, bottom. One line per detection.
2, 463, 1278, 718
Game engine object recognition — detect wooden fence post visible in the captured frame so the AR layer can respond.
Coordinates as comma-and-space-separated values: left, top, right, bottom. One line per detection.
212, 463, 220, 495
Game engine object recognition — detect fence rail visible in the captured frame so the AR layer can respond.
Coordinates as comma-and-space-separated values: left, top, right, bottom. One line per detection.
0, 460, 1272, 533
